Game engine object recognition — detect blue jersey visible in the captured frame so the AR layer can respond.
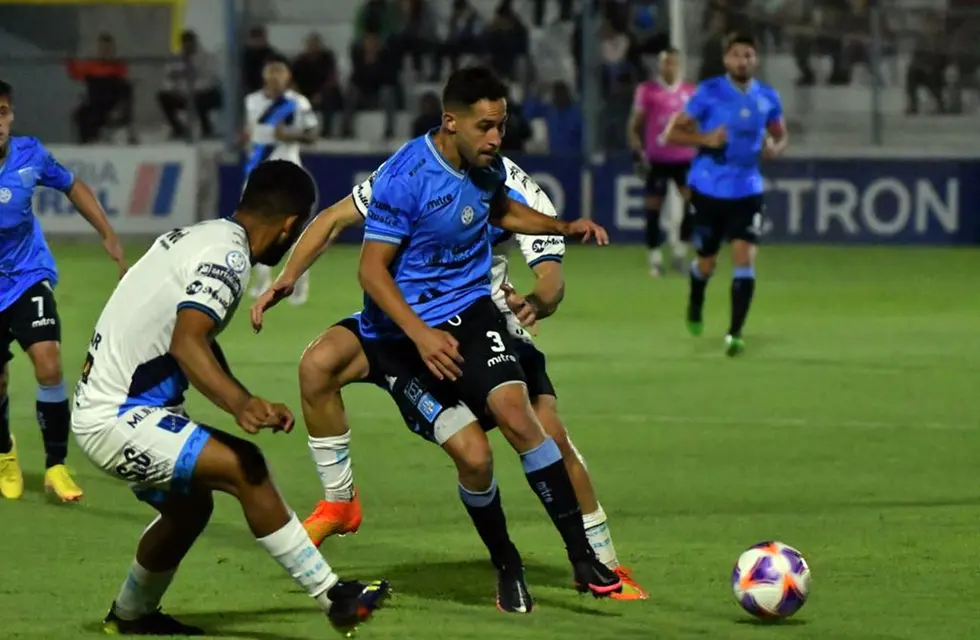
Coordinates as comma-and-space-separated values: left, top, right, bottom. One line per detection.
359, 132, 506, 340
685, 76, 782, 199
0, 136, 75, 312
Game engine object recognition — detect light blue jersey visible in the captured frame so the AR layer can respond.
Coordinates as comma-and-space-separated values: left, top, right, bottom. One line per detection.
360, 131, 506, 340
0, 136, 75, 312
685, 76, 783, 199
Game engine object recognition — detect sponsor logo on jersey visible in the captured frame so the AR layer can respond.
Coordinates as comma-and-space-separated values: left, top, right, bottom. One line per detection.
531, 237, 564, 253
194, 263, 243, 297
461, 205, 475, 225
0, 188, 11, 204
186, 280, 203, 295
425, 193, 455, 210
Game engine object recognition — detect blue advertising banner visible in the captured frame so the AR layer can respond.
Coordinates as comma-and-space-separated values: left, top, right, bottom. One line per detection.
218, 154, 980, 245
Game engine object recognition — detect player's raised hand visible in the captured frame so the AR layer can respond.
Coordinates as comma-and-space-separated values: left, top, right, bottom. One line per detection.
250, 280, 296, 333
703, 126, 727, 148
414, 328, 463, 381
564, 219, 610, 246
235, 397, 277, 434
103, 233, 127, 278
500, 283, 537, 327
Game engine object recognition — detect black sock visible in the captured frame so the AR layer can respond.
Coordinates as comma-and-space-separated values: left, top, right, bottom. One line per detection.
729, 266, 756, 337
645, 206, 664, 249
688, 260, 710, 321
36, 383, 70, 468
0, 394, 10, 454
458, 479, 522, 570
521, 438, 592, 560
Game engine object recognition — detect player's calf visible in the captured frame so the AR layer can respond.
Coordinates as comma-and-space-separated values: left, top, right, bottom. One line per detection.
687, 254, 717, 336
727, 239, 757, 352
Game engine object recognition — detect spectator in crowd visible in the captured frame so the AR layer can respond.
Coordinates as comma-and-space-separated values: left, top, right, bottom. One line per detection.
599, 18, 634, 90
532, 0, 573, 27
411, 91, 442, 137
355, 0, 400, 41
435, 0, 485, 78
792, 0, 853, 86
525, 80, 582, 154
601, 70, 633, 151
158, 30, 223, 139
67, 33, 134, 144
344, 25, 398, 139
698, 9, 728, 81
484, 1, 529, 82
393, 0, 439, 80
906, 12, 948, 114
292, 32, 344, 137
242, 26, 278, 95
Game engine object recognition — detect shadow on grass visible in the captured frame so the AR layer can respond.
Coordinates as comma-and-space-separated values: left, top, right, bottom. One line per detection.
80, 606, 315, 640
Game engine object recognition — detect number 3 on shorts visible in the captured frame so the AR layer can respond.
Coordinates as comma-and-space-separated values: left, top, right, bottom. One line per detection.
486, 330, 506, 353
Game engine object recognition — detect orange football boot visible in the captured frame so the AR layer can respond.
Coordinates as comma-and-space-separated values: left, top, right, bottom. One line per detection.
303, 490, 363, 547
610, 567, 649, 601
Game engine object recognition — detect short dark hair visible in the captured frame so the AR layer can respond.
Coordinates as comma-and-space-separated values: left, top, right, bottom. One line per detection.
442, 66, 508, 109
0, 80, 11, 102
661, 46, 681, 56
263, 53, 291, 68
239, 160, 316, 221
724, 32, 756, 52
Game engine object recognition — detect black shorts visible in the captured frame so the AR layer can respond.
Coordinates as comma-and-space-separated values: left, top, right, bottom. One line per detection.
512, 338, 556, 400
332, 315, 387, 387
362, 296, 527, 444
689, 189, 765, 256
645, 162, 690, 198
1, 280, 61, 365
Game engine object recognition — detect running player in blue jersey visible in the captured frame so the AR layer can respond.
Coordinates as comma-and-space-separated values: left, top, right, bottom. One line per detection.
357, 67, 623, 608
664, 33, 787, 356
0, 79, 126, 501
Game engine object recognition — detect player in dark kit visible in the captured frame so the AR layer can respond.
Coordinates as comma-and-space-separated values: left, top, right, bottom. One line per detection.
664, 34, 787, 356
357, 67, 623, 611
0, 79, 126, 501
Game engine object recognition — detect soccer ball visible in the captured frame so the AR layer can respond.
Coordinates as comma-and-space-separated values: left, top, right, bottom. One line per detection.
731, 541, 811, 619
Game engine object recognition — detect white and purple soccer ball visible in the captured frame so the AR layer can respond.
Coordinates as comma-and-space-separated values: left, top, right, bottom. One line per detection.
731, 541, 811, 619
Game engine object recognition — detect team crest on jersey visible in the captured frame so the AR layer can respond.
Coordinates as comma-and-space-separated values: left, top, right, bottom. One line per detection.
461, 205, 475, 225
740, 108, 751, 118
225, 250, 248, 273
0, 188, 11, 204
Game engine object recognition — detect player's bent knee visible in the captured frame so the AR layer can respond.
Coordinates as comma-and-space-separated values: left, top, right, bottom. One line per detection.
204, 429, 270, 488
443, 423, 494, 486
158, 489, 215, 532
26, 342, 62, 386
299, 328, 368, 395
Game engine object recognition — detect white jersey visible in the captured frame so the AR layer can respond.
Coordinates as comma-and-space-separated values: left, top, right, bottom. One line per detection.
72, 219, 251, 433
350, 156, 565, 330
244, 89, 318, 167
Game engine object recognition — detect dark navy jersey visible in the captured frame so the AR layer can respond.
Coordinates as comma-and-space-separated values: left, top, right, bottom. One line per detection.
359, 132, 506, 339
685, 76, 783, 199
0, 136, 75, 312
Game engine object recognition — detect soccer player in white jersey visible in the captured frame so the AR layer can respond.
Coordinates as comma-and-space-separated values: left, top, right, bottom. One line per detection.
252, 156, 649, 603
242, 54, 318, 304
70, 161, 389, 636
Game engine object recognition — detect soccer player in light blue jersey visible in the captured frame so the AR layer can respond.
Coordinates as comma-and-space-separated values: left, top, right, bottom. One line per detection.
0, 79, 126, 501
665, 33, 788, 356
356, 67, 623, 609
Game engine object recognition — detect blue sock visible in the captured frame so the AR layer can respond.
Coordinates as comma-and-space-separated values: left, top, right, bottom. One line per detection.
521, 438, 591, 560
458, 478, 521, 570
730, 266, 756, 337
36, 382, 69, 468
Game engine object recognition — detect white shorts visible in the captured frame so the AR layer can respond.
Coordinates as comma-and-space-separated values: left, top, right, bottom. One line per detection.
72, 406, 212, 506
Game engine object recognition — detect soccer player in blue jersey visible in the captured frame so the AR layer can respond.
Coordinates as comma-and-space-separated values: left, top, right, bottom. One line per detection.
665, 33, 787, 356
0, 79, 126, 501
356, 66, 623, 609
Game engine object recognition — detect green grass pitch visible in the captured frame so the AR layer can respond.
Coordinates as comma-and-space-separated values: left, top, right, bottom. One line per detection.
3, 243, 980, 639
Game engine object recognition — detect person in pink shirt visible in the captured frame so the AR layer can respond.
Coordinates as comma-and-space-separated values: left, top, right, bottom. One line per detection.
628, 48, 696, 277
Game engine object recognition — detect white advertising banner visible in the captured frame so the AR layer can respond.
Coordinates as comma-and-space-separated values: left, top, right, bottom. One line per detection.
33, 145, 198, 234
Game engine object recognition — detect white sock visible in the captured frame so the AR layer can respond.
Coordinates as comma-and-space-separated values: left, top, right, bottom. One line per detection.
309, 432, 354, 502
671, 240, 687, 260
648, 248, 663, 268
257, 513, 339, 612
114, 560, 176, 621
583, 504, 620, 570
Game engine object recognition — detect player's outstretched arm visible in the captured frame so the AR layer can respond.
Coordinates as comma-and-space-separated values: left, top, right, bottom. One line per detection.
491, 196, 609, 245
66, 179, 127, 276
171, 309, 291, 434
664, 112, 726, 149
527, 261, 565, 321
250, 197, 363, 332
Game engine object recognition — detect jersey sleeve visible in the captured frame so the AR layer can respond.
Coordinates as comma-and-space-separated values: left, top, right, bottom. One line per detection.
684, 83, 712, 122
766, 88, 784, 126
351, 162, 386, 218
363, 171, 416, 245
36, 143, 75, 192
297, 95, 319, 132
177, 244, 250, 327
514, 188, 565, 268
